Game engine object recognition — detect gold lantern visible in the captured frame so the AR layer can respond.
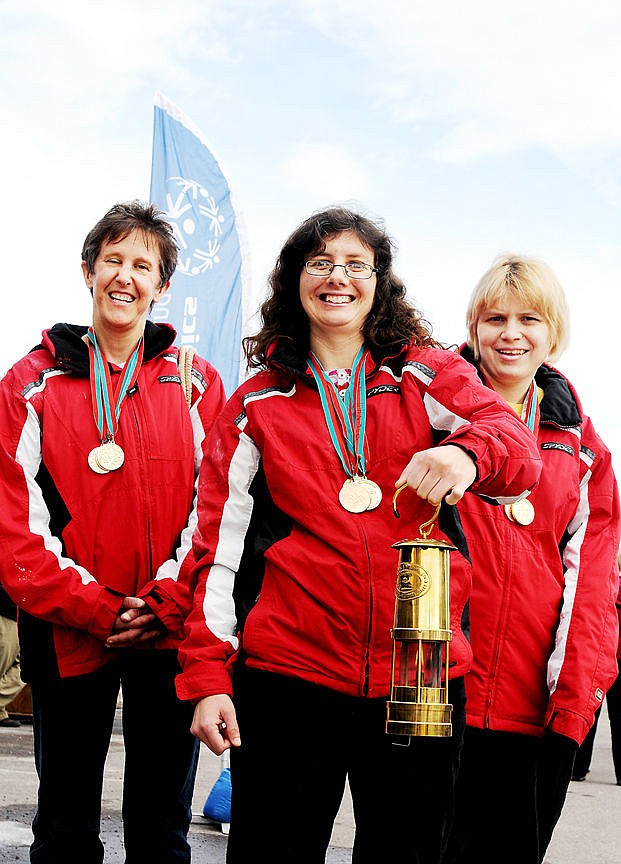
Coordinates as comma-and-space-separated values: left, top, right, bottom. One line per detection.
385, 486, 455, 737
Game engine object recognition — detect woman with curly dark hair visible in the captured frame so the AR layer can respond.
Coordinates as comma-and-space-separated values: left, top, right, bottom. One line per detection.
244, 207, 440, 367
177, 207, 541, 864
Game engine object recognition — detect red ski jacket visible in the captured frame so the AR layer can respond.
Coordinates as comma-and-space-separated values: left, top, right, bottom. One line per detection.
457, 347, 620, 745
177, 341, 542, 703
0, 322, 226, 679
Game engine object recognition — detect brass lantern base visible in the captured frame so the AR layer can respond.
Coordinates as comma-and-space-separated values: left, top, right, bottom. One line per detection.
386, 699, 452, 737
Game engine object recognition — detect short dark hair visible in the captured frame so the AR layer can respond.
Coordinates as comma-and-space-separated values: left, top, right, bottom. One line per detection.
81, 200, 178, 287
243, 207, 440, 368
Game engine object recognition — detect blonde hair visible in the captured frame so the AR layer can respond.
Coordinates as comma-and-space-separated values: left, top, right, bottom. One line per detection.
466, 253, 570, 362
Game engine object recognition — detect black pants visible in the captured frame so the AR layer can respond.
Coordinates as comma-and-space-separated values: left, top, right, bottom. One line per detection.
572, 662, 621, 782
225, 667, 466, 864
444, 726, 577, 864
29, 650, 199, 864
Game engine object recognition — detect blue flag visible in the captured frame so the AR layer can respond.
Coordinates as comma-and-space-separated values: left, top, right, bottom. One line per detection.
150, 92, 249, 396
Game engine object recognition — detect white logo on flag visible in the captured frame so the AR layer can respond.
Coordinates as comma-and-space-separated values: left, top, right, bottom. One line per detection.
163, 177, 226, 276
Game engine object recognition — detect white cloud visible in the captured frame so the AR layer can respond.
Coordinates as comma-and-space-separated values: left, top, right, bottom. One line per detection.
281, 144, 370, 200
298, 0, 621, 165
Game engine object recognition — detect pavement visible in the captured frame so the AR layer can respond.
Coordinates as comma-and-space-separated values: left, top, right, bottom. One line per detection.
1, 703, 619, 863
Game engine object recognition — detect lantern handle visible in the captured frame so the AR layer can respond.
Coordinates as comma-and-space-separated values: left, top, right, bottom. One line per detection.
418, 504, 441, 539
392, 482, 441, 539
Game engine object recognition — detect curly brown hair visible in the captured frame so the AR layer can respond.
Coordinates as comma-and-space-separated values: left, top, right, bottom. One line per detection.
243, 207, 441, 368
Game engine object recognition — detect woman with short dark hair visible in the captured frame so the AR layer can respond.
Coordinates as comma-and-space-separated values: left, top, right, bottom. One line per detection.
0, 200, 226, 863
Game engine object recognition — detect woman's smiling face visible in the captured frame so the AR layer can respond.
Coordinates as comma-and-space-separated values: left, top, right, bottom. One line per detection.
299, 230, 376, 348
476, 297, 551, 402
83, 229, 167, 344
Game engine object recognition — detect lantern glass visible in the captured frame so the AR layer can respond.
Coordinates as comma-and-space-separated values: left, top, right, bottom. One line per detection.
394, 640, 445, 690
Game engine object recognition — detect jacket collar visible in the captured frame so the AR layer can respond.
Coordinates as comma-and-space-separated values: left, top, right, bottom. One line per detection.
36, 321, 177, 377
266, 338, 408, 383
459, 343, 582, 428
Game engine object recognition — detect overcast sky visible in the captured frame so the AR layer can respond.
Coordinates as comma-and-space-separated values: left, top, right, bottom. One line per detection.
2, 0, 620, 473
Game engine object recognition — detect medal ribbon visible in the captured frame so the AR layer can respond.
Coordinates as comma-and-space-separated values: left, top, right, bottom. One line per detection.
85, 328, 144, 443
479, 369, 540, 435
509, 377, 539, 521
520, 378, 540, 433
307, 347, 369, 478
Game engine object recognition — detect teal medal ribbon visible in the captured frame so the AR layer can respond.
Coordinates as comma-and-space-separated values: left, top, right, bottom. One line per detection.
520, 377, 539, 433
505, 377, 538, 525
307, 347, 381, 512
85, 328, 144, 473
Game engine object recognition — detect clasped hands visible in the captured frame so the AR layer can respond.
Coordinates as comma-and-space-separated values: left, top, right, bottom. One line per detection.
105, 596, 162, 648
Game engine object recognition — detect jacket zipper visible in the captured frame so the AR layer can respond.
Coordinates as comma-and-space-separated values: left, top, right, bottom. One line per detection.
361, 528, 374, 696
127, 383, 154, 589
484, 533, 513, 728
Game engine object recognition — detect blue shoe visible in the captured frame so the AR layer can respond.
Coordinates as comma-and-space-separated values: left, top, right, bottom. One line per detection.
203, 768, 232, 823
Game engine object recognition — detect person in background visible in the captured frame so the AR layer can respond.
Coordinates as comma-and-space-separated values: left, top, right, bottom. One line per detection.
0, 582, 25, 727
571, 547, 621, 785
176, 208, 541, 864
444, 254, 620, 864
0, 201, 226, 864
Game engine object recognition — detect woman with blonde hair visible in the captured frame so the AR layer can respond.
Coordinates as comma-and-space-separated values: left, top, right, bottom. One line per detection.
445, 254, 620, 863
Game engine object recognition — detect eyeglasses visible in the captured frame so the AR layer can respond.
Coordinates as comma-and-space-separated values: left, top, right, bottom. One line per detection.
304, 260, 377, 279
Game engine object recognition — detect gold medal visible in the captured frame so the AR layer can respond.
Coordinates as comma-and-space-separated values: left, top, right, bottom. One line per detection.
96, 441, 125, 472
85, 329, 141, 476
510, 497, 535, 525
360, 478, 382, 510
505, 497, 535, 526
339, 477, 372, 513
88, 447, 109, 474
